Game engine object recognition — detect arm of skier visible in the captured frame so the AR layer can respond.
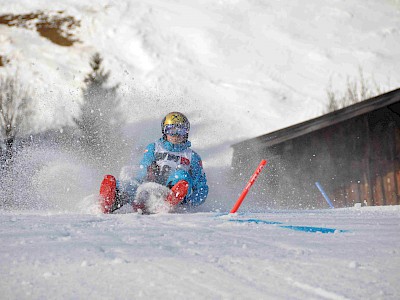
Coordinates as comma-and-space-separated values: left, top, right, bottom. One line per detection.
185, 153, 208, 206
135, 143, 156, 183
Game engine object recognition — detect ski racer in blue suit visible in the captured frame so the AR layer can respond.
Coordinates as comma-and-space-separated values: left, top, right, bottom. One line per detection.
117, 112, 208, 208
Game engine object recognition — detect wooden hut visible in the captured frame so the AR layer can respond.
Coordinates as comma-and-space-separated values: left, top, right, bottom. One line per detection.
231, 89, 400, 208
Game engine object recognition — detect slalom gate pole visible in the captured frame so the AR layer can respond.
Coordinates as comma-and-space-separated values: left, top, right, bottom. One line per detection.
230, 159, 267, 214
315, 181, 334, 208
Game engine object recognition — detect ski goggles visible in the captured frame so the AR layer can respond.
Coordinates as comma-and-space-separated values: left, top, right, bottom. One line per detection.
164, 124, 189, 136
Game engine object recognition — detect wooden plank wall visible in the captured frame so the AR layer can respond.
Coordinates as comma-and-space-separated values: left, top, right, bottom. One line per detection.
328, 110, 400, 207
231, 98, 400, 208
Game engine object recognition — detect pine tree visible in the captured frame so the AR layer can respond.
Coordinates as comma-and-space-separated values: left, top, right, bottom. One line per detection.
74, 53, 125, 170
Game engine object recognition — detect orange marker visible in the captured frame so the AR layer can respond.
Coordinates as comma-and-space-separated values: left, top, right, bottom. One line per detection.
230, 160, 267, 214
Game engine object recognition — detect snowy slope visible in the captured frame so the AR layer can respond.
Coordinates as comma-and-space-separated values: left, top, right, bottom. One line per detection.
1, 207, 400, 299
1, 1, 400, 298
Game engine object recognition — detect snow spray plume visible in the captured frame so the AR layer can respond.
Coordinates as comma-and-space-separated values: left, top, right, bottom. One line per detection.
229, 145, 275, 211
230, 139, 340, 210
0, 138, 98, 212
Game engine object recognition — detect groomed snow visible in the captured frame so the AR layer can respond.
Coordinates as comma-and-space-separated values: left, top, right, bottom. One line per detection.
1, 206, 400, 299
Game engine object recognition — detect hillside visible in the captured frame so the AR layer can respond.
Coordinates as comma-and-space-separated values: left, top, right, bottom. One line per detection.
1, 0, 399, 170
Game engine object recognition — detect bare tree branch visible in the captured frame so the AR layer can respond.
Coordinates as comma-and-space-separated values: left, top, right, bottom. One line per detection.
0, 73, 34, 163
325, 68, 388, 113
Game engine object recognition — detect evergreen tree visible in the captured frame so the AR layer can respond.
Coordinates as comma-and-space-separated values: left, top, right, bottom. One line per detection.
74, 53, 125, 170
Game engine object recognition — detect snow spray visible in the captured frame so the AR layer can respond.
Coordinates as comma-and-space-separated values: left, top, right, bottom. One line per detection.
230, 159, 267, 213
315, 181, 334, 208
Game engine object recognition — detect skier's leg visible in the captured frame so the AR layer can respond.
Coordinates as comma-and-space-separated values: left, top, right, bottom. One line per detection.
117, 178, 140, 205
99, 175, 117, 213
166, 180, 189, 205
165, 170, 193, 205
99, 174, 141, 214
166, 170, 193, 191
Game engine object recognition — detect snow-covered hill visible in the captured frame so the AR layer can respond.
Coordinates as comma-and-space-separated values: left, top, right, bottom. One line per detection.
1, 0, 399, 168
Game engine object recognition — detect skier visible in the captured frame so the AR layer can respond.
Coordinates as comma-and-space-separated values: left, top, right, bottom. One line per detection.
99, 112, 209, 213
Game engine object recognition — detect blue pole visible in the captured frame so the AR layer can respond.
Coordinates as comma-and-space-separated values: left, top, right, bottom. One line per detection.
315, 182, 334, 208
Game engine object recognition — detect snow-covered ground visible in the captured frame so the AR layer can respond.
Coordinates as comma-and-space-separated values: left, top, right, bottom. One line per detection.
1, 206, 400, 299
1, 0, 400, 298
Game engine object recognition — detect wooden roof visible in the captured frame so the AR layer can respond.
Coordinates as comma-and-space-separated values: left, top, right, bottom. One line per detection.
232, 88, 400, 149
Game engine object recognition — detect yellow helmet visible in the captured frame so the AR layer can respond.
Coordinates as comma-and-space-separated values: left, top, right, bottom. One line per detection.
161, 112, 190, 138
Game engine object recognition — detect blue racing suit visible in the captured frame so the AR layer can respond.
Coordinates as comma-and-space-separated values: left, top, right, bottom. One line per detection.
119, 138, 208, 206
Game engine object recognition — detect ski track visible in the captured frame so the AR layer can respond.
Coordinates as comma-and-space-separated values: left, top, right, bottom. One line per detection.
1, 208, 400, 299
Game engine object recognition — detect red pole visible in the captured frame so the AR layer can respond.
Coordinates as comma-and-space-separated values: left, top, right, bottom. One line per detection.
230, 159, 267, 214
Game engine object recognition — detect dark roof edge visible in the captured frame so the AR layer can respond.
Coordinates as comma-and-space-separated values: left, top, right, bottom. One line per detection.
232, 88, 400, 149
